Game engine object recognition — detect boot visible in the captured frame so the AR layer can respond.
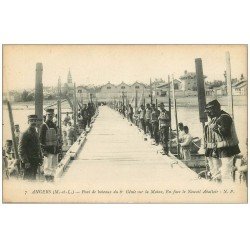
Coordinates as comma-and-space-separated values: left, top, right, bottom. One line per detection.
45, 175, 50, 181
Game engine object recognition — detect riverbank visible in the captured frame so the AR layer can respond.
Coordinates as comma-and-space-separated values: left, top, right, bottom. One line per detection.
3, 100, 72, 110
3, 95, 247, 110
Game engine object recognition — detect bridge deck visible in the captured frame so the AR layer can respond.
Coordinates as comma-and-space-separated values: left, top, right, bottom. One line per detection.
62, 106, 199, 187
4, 106, 247, 203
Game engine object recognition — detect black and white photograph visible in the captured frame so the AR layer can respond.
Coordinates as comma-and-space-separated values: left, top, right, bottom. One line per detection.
2, 44, 248, 203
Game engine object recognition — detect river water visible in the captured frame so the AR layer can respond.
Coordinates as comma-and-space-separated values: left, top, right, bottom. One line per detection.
2, 104, 247, 156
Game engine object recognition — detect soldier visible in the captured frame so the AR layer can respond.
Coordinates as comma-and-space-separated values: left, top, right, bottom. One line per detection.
86, 103, 92, 127
151, 104, 160, 145
81, 104, 89, 130
204, 100, 240, 183
39, 109, 60, 182
158, 102, 171, 155
178, 123, 185, 139
138, 105, 146, 134
18, 115, 43, 180
145, 103, 152, 137
179, 126, 192, 160
64, 112, 71, 125
14, 124, 21, 146
128, 104, 134, 123
67, 121, 76, 146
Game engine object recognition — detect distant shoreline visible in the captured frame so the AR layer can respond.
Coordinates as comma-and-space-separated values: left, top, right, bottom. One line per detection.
3, 95, 247, 110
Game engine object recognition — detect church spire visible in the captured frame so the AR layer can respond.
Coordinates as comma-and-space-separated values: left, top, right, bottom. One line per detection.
67, 68, 72, 84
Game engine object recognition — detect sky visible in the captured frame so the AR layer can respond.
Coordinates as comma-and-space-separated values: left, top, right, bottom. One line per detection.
3, 44, 247, 92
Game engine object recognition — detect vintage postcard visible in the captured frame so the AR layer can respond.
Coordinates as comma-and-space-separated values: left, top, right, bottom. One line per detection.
2, 44, 248, 203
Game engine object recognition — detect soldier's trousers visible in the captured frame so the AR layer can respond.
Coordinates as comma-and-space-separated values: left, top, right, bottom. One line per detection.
129, 114, 133, 123
140, 119, 146, 134
145, 119, 152, 137
23, 165, 38, 180
44, 154, 58, 177
160, 126, 169, 153
151, 121, 159, 143
207, 155, 235, 183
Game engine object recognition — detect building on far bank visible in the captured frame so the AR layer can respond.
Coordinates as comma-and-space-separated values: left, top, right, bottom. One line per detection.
76, 86, 89, 104
96, 82, 117, 102
153, 79, 184, 97
232, 79, 247, 96
116, 82, 130, 100
128, 81, 147, 99
179, 70, 207, 91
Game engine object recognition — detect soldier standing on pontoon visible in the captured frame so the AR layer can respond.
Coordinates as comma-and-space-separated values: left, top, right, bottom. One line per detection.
158, 102, 171, 155
39, 109, 60, 182
18, 115, 43, 180
204, 100, 240, 183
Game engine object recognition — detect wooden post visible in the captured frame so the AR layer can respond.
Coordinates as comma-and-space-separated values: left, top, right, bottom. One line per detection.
150, 78, 153, 104
142, 87, 145, 106
195, 58, 208, 131
135, 89, 138, 112
73, 82, 77, 135
172, 75, 180, 158
57, 77, 62, 131
90, 93, 93, 103
154, 80, 157, 106
35, 63, 43, 128
168, 75, 172, 151
7, 100, 19, 160
226, 51, 234, 119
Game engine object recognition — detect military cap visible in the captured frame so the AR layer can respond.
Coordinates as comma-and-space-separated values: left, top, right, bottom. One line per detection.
159, 102, 165, 107
204, 100, 221, 111
28, 114, 38, 120
45, 108, 55, 114
6, 139, 13, 144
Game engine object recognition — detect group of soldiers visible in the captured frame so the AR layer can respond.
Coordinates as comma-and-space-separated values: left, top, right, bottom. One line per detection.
2, 109, 59, 181
113, 102, 193, 158
3, 98, 243, 184
112, 99, 242, 184
61, 102, 97, 146
113, 102, 172, 155
78, 102, 96, 131
3, 103, 97, 182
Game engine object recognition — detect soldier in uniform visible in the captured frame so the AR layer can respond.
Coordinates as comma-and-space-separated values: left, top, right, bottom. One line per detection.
145, 103, 152, 137
18, 115, 43, 180
128, 104, 134, 123
151, 104, 160, 145
158, 102, 171, 155
81, 104, 89, 131
39, 109, 60, 182
14, 124, 21, 147
179, 126, 192, 160
138, 105, 146, 134
204, 100, 240, 183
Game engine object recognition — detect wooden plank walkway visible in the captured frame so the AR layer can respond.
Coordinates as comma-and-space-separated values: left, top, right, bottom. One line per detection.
62, 106, 199, 186
4, 106, 247, 203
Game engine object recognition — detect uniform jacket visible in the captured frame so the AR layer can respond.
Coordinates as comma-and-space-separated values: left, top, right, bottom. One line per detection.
204, 110, 240, 158
204, 110, 239, 149
180, 133, 192, 149
39, 120, 59, 154
139, 108, 146, 119
145, 108, 152, 120
158, 109, 170, 127
151, 109, 160, 123
18, 127, 43, 164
